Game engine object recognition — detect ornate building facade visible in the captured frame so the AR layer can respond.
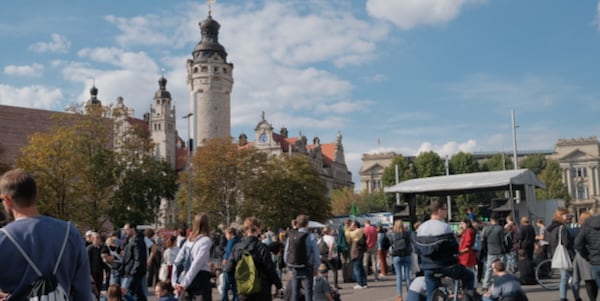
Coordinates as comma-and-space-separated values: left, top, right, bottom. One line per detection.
238, 112, 354, 195
359, 152, 399, 192
550, 136, 600, 214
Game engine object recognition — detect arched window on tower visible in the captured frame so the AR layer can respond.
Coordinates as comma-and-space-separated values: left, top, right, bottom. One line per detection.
193, 67, 198, 73
223, 68, 227, 74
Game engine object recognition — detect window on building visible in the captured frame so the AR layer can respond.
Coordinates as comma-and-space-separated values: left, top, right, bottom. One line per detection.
576, 181, 588, 200
193, 67, 198, 73
201, 66, 208, 72
223, 68, 227, 74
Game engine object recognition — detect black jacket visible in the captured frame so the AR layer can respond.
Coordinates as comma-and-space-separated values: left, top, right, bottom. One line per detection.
122, 231, 148, 277
576, 215, 600, 265
519, 224, 536, 249
547, 221, 573, 259
224, 235, 282, 300
414, 232, 458, 270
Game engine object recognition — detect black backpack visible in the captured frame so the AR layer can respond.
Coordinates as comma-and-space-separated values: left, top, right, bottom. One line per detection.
381, 235, 391, 251
356, 234, 368, 253
502, 230, 514, 254
286, 230, 309, 267
391, 232, 410, 257
318, 239, 329, 257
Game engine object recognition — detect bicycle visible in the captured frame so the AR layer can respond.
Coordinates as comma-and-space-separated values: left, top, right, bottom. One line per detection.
535, 258, 560, 290
431, 274, 462, 301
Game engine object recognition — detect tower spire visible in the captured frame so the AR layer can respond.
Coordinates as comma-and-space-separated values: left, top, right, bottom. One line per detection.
208, 0, 215, 16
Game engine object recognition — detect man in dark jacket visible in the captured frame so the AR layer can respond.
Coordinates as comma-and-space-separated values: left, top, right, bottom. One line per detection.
414, 198, 475, 301
518, 216, 536, 260
224, 217, 282, 301
122, 222, 148, 301
481, 214, 507, 291
575, 214, 600, 290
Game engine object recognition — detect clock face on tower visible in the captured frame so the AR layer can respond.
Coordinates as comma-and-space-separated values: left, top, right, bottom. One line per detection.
259, 134, 267, 144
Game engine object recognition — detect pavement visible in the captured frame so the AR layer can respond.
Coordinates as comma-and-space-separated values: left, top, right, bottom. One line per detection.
142, 271, 585, 301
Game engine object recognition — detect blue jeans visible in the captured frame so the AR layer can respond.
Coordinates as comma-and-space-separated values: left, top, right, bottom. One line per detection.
424, 265, 474, 301
221, 271, 238, 301
560, 268, 580, 300
291, 267, 314, 301
393, 255, 412, 297
352, 254, 367, 286
109, 269, 121, 286
123, 275, 147, 301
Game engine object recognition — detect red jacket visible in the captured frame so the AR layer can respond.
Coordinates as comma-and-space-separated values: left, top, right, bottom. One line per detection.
458, 227, 478, 267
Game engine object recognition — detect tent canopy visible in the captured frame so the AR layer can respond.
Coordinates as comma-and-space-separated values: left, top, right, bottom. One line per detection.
384, 169, 546, 196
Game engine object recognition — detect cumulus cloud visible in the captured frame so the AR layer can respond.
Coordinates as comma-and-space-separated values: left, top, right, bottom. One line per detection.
0, 84, 63, 109
77, 48, 158, 71
4, 63, 44, 77
105, 15, 175, 47
28, 33, 71, 53
366, 0, 484, 30
417, 139, 478, 157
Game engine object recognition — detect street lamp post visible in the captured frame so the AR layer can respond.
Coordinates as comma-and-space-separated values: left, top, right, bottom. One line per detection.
183, 113, 193, 228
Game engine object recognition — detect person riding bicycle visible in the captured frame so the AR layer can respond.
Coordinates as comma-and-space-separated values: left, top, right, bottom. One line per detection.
414, 198, 477, 301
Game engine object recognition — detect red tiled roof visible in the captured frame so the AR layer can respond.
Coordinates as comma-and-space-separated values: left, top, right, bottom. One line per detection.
320, 143, 336, 166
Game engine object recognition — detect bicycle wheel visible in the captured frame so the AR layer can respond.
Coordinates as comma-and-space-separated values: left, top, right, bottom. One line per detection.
432, 288, 449, 301
535, 258, 560, 290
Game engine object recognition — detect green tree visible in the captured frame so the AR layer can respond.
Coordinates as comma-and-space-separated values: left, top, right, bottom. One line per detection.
482, 153, 513, 171
330, 187, 360, 216
243, 155, 330, 229
381, 155, 414, 209
520, 154, 547, 175
449, 152, 482, 220
413, 151, 444, 177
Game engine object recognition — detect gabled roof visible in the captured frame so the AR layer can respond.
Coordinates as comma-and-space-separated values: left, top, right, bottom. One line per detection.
320, 143, 336, 166
556, 148, 599, 161
384, 169, 546, 196
359, 162, 386, 175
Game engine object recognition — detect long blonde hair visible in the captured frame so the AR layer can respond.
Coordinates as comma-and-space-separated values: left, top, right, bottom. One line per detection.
189, 213, 210, 241
392, 220, 405, 233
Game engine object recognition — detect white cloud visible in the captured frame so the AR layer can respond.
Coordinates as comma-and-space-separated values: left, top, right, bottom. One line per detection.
105, 15, 175, 47
4, 63, 44, 77
28, 33, 71, 53
366, 0, 484, 30
417, 139, 478, 157
0, 84, 63, 109
77, 48, 158, 72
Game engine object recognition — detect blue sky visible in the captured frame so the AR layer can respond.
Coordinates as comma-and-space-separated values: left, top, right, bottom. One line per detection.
1, 0, 600, 186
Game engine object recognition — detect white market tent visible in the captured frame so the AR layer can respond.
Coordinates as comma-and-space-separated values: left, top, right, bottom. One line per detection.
384, 169, 546, 195
383, 169, 546, 224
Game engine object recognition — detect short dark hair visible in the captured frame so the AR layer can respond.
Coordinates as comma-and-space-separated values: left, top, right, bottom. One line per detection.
0, 169, 37, 207
430, 197, 446, 213
492, 259, 505, 272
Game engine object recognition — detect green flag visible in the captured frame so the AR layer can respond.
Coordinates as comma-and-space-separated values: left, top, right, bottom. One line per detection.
350, 201, 358, 217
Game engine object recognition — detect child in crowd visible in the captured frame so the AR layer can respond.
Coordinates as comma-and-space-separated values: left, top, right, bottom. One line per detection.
313, 264, 341, 301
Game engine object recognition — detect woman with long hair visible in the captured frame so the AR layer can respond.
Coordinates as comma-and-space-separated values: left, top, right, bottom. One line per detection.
458, 218, 478, 289
573, 211, 598, 301
390, 220, 411, 301
173, 213, 213, 301
547, 208, 580, 301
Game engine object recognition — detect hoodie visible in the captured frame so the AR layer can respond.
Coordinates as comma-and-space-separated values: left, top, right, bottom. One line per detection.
575, 215, 600, 265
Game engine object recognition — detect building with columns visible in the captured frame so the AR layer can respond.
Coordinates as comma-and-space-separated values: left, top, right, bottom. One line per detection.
359, 152, 401, 192
187, 13, 234, 148
550, 136, 600, 214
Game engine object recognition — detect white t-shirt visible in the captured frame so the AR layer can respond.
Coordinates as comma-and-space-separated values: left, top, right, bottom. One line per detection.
416, 219, 452, 236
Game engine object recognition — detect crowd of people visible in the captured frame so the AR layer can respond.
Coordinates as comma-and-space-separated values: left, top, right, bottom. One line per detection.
4, 168, 600, 301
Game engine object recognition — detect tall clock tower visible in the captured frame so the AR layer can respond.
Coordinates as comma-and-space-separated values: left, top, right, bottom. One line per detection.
187, 12, 233, 148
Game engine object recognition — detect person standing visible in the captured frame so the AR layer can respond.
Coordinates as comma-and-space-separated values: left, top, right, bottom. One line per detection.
348, 220, 368, 289
0, 168, 92, 300
548, 207, 580, 301
224, 217, 283, 301
414, 198, 475, 301
362, 219, 379, 281
481, 214, 507, 291
320, 227, 340, 289
88, 232, 106, 299
458, 218, 478, 289
390, 220, 412, 301
221, 227, 240, 301
284, 214, 320, 301
122, 222, 148, 301
173, 213, 213, 301
159, 235, 180, 283
535, 219, 549, 259
376, 224, 389, 278
573, 211, 598, 301
518, 216, 536, 260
